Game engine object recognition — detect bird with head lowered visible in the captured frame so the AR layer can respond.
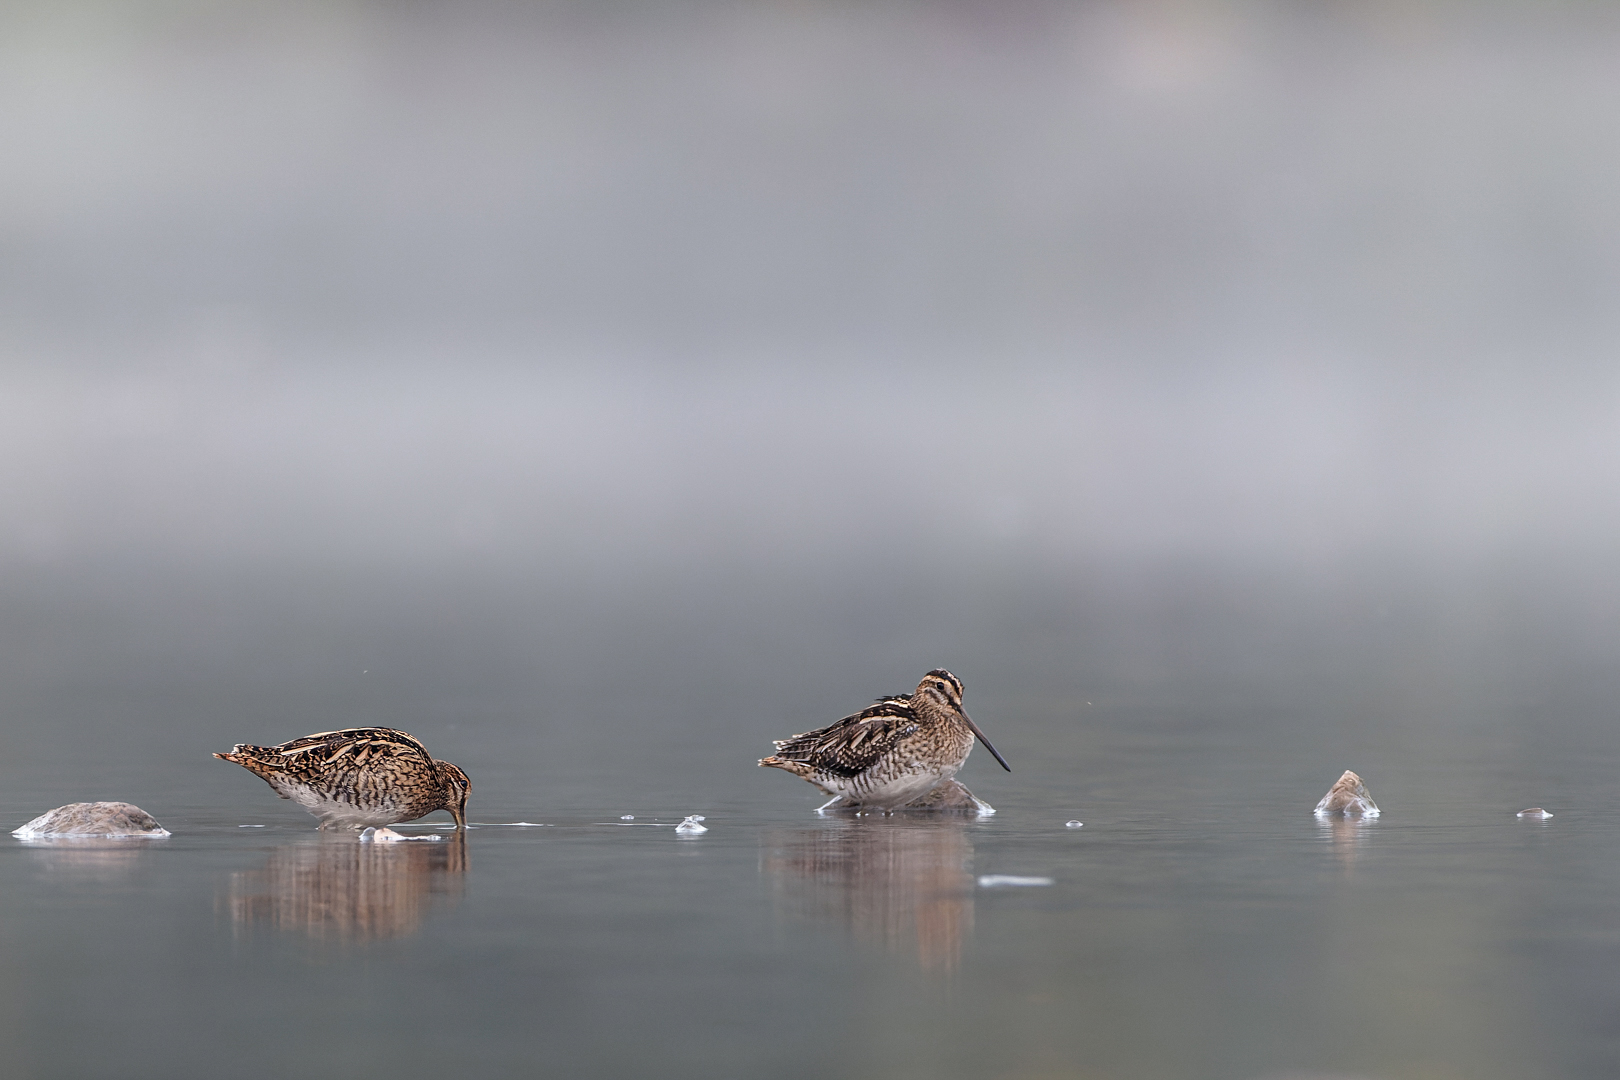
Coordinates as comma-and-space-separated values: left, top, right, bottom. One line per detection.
216, 727, 470, 830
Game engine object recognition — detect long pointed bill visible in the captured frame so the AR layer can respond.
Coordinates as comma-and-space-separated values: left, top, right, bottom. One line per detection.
960, 712, 1011, 771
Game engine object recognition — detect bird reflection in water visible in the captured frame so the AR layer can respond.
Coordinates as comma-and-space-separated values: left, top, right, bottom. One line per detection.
227, 833, 467, 943
762, 819, 976, 972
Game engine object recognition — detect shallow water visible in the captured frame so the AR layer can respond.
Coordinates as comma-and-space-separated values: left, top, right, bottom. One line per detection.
3, 562, 1620, 1080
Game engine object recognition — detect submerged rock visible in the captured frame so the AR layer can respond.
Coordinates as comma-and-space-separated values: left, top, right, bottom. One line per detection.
1313, 771, 1380, 818
1517, 807, 1553, 819
358, 826, 441, 842
818, 779, 995, 815
903, 779, 994, 812
13, 802, 171, 839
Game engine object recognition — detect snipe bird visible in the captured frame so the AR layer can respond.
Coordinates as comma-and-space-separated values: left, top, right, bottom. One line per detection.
760, 669, 1010, 811
215, 727, 470, 830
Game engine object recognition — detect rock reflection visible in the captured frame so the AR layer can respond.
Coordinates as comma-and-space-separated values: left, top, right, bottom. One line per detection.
17, 837, 165, 881
227, 834, 466, 942
1317, 816, 1374, 869
762, 820, 975, 971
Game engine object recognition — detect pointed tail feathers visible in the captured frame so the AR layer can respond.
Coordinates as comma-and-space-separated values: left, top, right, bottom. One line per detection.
758, 755, 814, 778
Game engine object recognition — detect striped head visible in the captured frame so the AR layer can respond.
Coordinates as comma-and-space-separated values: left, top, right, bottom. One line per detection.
916, 669, 966, 713
915, 667, 1011, 773
437, 761, 471, 830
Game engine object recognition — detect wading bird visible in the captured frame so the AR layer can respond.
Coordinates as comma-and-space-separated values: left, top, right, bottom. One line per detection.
760, 669, 1009, 811
216, 727, 469, 830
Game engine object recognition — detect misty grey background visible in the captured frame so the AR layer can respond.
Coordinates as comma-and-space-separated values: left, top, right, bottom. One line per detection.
4, 2, 1620, 1079
5, 0, 1620, 785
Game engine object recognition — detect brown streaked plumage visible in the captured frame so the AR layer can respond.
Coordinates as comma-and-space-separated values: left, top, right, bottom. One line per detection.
214, 727, 470, 831
759, 669, 1010, 812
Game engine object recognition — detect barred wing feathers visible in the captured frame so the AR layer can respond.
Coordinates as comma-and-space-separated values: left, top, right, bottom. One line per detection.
766, 697, 922, 778
216, 727, 436, 776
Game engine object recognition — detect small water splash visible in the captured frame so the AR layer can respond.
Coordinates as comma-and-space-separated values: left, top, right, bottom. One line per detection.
1064, 820, 1083, 828
978, 875, 1054, 888
597, 815, 709, 829
620, 815, 634, 820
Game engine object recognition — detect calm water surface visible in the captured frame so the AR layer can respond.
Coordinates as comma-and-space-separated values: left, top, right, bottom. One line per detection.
2, 566, 1618, 1080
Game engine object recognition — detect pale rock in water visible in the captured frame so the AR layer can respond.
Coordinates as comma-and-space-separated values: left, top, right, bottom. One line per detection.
13, 802, 171, 838
359, 826, 441, 842
1314, 771, 1380, 818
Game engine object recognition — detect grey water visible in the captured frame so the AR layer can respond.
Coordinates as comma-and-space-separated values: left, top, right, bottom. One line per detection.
10, 1, 1620, 1077
3, 559, 1620, 1080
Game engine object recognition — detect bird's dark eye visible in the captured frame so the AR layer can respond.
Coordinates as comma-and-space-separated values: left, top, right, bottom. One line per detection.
933, 682, 950, 695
